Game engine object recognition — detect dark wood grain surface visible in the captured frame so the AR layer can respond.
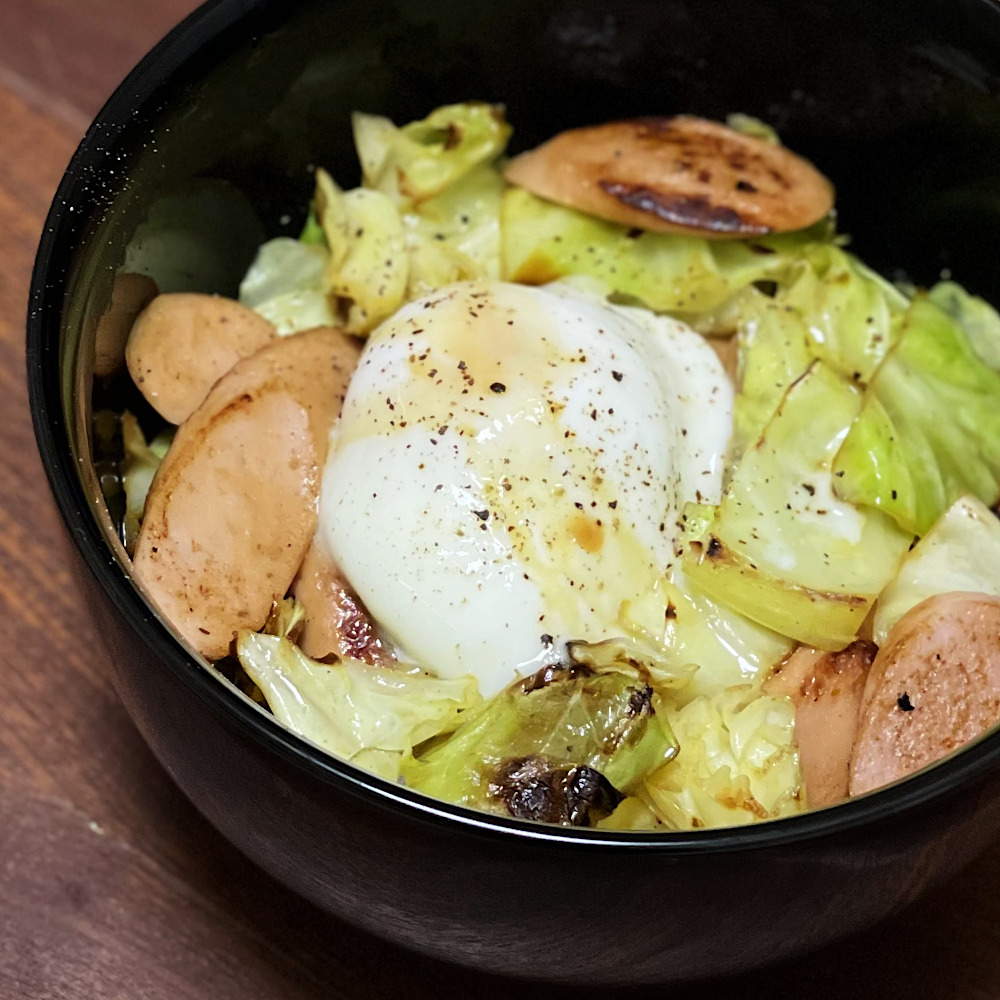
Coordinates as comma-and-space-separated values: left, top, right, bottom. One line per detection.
4, 2, 1000, 997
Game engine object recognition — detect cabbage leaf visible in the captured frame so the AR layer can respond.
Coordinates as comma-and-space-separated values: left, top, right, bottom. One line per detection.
500, 188, 818, 316
833, 296, 1000, 535
314, 168, 409, 333
683, 362, 913, 647
873, 494, 1000, 643
238, 237, 336, 334
617, 567, 793, 703
781, 244, 908, 383
236, 631, 481, 781
403, 162, 504, 296
353, 102, 511, 208
927, 280, 1000, 373
727, 286, 814, 457
644, 685, 803, 829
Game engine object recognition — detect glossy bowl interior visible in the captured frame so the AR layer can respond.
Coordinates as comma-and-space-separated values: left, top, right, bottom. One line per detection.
27, 0, 1000, 983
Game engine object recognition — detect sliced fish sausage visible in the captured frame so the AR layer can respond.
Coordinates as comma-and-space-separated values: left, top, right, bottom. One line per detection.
849, 592, 1000, 796
764, 640, 876, 808
503, 116, 834, 238
133, 326, 360, 659
291, 536, 392, 666
126, 293, 277, 424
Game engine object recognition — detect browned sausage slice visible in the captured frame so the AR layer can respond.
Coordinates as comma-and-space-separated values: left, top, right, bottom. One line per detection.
503, 116, 834, 238
849, 592, 1000, 796
93, 272, 159, 377
764, 640, 876, 808
126, 293, 278, 424
291, 537, 393, 666
132, 326, 360, 659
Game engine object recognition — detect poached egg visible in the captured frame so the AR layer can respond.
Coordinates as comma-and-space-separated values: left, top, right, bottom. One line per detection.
318, 280, 732, 695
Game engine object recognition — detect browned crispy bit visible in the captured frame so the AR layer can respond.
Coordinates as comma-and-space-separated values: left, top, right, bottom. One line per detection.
849, 592, 1000, 797
291, 537, 393, 666
504, 116, 834, 238
488, 755, 623, 826
765, 639, 877, 808
132, 326, 360, 660
126, 293, 278, 424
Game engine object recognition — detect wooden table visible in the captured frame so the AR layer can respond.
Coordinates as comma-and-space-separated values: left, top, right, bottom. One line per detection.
3, 1, 1000, 996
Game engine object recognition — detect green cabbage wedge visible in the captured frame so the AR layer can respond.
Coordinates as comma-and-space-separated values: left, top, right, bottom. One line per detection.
727, 286, 814, 459
873, 494, 1000, 643
618, 568, 794, 703
832, 296, 1000, 535
682, 362, 913, 647
781, 244, 909, 383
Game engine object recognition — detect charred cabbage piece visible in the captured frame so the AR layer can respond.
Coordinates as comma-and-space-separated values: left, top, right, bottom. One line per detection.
400, 663, 678, 826
236, 630, 481, 781
683, 362, 912, 647
833, 297, 1000, 535
873, 494, 1000, 644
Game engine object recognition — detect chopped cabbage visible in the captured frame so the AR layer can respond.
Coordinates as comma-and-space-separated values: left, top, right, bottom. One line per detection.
618, 568, 793, 703
500, 188, 815, 316
238, 237, 336, 334
236, 630, 481, 781
597, 796, 667, 831
402, 162, 505, 296
928, 280, 1000, 372
833, 296, 1000, 535
353, 102, 511, 207
725, 113, 781, 144
727, 286, 813, 457
683, 363, 913, 647
400, 663, 678, 821
644, 685, 803, 829
314, 168, 409, 333
873, 494, 1000, 643
120, 412, 172, 555
781, 244, 908, 383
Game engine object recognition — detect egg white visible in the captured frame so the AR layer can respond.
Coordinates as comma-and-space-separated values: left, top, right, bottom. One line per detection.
318, 280, 732, 695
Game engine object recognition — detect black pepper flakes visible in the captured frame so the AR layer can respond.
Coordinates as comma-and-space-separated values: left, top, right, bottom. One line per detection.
474, 509, 490, 521
490, 382, 506, 393
897, 693, 915, 712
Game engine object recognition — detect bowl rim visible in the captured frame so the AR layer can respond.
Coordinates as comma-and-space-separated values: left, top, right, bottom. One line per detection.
26, 0, 1000, 853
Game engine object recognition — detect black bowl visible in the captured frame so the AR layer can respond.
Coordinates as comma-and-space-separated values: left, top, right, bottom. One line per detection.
26, 0, 1000, 984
